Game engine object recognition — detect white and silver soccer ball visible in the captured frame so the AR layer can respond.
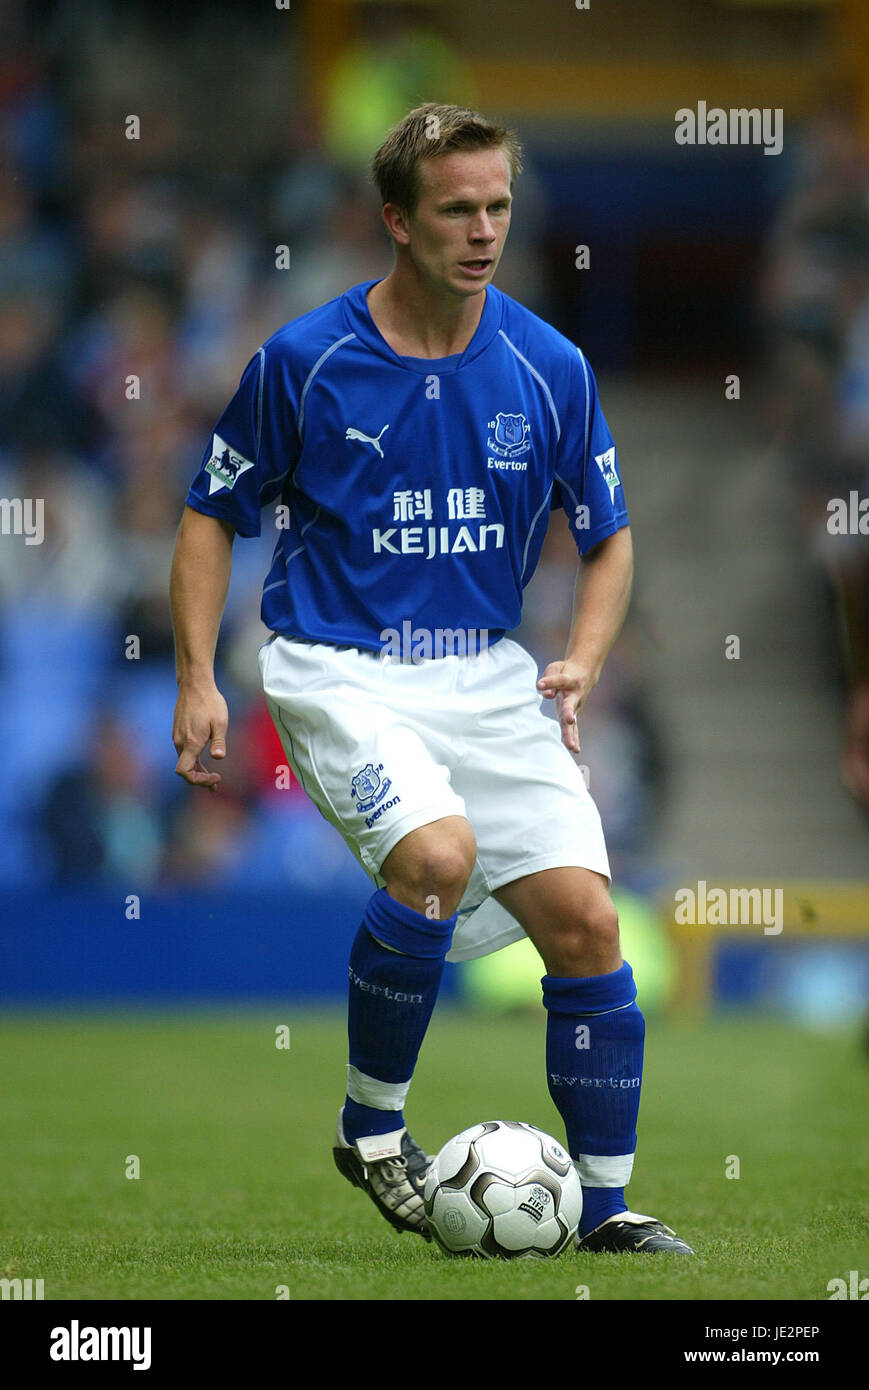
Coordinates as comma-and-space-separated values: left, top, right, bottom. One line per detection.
423, 1120, 582, 1258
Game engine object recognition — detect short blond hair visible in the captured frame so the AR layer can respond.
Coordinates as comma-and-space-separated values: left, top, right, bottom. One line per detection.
371, 102, 523, 213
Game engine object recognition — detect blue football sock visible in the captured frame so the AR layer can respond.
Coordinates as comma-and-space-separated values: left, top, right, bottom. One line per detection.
579, 1183, 626, 1234
542, 963, 645, 1237
342, 888, 455, 1146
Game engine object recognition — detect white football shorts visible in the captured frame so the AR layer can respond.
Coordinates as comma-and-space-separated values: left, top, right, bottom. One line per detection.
258, 633, 611, 962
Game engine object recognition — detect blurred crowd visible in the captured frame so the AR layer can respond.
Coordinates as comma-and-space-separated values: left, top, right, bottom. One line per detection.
4, 3, 863, 903
760, 99, 869, 812
0, 5, 665, 896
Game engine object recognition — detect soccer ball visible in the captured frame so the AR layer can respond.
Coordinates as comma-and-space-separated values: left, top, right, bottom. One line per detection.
424, 1120, 581, 1258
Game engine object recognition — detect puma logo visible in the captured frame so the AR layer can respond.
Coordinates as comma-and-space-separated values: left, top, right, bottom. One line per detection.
345, 424, 389, 459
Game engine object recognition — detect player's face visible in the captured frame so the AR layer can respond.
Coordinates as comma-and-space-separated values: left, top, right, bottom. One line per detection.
401, 148, 512, 298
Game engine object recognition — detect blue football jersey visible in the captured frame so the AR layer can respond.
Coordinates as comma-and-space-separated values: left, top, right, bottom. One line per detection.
185, 280, 628, 655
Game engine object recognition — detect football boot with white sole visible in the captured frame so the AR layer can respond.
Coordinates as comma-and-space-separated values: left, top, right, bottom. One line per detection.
332, 1108, 432, 1239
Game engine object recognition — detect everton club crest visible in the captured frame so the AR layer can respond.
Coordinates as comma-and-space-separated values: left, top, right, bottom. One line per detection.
487, 412, 531, 458
351, 762, 392, 813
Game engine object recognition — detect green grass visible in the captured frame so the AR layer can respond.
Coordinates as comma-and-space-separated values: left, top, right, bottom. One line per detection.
0, 1007, 866, 1300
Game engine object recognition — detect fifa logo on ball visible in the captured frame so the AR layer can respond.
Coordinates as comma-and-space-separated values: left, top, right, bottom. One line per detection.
517, 1185, 551, 1225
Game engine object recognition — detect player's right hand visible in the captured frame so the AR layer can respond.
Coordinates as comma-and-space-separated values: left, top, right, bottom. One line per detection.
172, 681, 229, 792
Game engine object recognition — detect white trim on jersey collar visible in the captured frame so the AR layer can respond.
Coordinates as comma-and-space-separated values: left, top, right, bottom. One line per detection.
497, 329, 561, 442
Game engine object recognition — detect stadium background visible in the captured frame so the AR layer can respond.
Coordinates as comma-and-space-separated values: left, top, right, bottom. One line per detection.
1, 0, 865, 1011
0, 0, 867, 1303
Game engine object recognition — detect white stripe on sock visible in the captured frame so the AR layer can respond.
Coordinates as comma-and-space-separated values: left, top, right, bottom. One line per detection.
346, 1065, 411, 1110
574, 1153, 636, 1186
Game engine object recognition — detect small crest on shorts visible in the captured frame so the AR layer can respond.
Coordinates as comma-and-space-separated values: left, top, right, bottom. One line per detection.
351, 761, 392, 812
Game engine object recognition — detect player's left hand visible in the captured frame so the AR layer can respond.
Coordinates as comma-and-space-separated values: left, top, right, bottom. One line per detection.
536, 660, 595, 754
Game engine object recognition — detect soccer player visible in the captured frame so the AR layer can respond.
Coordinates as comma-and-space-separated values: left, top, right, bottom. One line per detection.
170, 103, 693, 1255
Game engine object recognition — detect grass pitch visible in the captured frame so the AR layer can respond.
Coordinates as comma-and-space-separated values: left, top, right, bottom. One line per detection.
0, 1007, 866, 1301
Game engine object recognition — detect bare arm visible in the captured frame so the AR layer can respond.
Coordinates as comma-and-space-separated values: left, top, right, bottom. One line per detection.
170, 505, 235, 790
537, 525, 634, 752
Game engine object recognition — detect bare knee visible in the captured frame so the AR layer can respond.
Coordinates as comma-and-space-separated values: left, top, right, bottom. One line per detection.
383, 817, 476, 918
543, 899, 621, 977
